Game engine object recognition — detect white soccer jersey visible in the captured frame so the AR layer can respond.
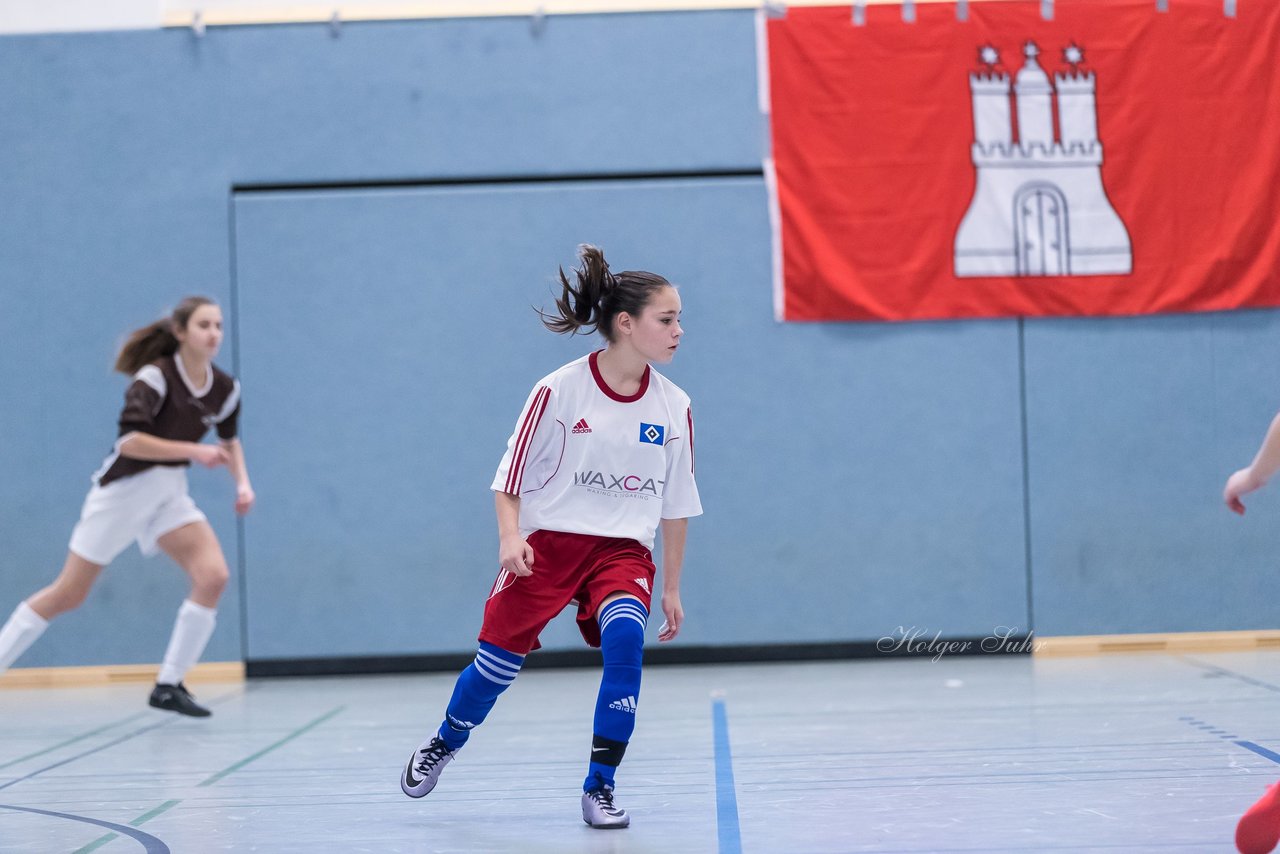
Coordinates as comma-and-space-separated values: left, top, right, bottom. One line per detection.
492, 351, 702, 549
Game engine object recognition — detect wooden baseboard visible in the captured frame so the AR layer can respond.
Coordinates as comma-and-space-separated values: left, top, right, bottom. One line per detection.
4, 633, 1277, 684
0, 661, 244, 690
1034, 630, 1280, 657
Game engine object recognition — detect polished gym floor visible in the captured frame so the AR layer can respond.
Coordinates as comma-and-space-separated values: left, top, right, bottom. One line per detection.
2, 650, 1278, 852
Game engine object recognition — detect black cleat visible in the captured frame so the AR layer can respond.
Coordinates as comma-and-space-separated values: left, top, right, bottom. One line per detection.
149, 682, 212, 717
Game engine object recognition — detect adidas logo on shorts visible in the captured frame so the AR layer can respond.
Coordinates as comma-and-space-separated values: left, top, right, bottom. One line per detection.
633, 577, 650, 594
608, 696, 638, 714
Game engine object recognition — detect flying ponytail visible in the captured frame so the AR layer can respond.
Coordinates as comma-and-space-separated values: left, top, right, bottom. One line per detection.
114, 296, 215, 375
540, 245, 671, 342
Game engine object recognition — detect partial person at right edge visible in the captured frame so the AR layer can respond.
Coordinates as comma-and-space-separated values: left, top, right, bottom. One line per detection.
1224, 410, 1280, 854
0, 296, 254, 717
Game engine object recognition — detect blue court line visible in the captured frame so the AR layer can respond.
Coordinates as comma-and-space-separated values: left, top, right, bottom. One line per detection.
0, 803, 169, 853
1237, 741, 1280, 765
1179, 716, 1280, 766
711, 696, 742, 854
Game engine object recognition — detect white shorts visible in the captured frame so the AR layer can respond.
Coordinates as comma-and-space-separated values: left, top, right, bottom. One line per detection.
69, 466, 207, 565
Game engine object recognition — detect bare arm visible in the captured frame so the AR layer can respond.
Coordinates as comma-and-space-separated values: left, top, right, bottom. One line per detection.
657, 516, 688, 642
220, 438, 255, 515
1225, 412, 1280, 514
119, 432, 227, 467
495, 491, 534, 576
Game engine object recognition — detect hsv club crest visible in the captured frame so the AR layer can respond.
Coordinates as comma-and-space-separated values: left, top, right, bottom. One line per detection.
954, 42, 1132, 277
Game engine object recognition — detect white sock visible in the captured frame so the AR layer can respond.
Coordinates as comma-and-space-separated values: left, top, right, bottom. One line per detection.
0, 602, 50, 673
156, 600, 217, 686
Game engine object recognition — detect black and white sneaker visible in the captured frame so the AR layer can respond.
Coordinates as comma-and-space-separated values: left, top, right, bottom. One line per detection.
148, 683, 211, 717
582, 784, 630, 828
401, 736, 456, 798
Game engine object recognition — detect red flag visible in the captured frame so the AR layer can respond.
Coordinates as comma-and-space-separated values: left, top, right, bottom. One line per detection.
764, 0, 1280, 321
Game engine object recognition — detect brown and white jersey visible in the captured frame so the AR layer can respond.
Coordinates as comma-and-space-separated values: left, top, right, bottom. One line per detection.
93, 353, 241, 486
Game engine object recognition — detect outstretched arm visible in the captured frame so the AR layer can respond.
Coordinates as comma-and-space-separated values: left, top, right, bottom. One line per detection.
1225, 412, 1280, 514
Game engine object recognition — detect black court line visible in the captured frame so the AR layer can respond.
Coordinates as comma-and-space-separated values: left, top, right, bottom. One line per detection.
0, 688, 241, 794
0, 803, 169, 853
0, 712, 147, 772
1177, 656, 1280, 694
73, 706, 344, 852
74, 800, 182, 854
233, 167, 765, 195
0, 717, 178, 793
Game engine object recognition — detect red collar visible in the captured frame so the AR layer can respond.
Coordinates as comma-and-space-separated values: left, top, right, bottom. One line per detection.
589, 350, 649, 402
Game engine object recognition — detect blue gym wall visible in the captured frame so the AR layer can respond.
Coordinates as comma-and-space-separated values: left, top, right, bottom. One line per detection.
1, 10, 1276, 670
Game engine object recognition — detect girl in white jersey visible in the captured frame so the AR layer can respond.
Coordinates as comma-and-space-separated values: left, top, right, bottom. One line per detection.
0, 297, 254, 717
1224, 422, 1280, 853
401, 245, 702, 829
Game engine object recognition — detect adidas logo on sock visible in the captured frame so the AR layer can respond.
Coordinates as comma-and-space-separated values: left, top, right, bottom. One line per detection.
608, 696, 638, 714
572, 419, 592, 434
447, 715, 477, 731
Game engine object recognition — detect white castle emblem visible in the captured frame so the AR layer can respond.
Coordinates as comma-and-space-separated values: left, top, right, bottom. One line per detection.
954, 42, 1132, 277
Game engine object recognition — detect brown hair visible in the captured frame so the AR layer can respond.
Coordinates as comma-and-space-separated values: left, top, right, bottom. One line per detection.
539, 245, 672, 342
114, 296, 216, 375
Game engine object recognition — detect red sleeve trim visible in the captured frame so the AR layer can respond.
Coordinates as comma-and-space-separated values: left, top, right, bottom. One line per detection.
687, 405, 695, 474
505, 386, 551, 494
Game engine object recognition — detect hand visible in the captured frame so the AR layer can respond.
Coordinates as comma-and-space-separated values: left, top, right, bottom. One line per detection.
191, 444, 229, 469
499, 535, 535, 577
658, 591, 683, 642
235, 484, 255, 516
1224, 468, 1263, 515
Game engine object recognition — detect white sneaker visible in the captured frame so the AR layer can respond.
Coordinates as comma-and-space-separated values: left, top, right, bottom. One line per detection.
401, 736, 456, 798
581, 785, 630, 828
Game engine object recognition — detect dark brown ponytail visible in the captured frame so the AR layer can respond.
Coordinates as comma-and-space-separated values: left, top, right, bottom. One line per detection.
540, 245, 671, 342
114, 296, 215, 375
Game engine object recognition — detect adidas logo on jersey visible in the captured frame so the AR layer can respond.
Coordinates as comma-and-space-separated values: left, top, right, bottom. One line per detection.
608, 696, 638, 714
634, 577, 650, 594
572, 419, 592, 434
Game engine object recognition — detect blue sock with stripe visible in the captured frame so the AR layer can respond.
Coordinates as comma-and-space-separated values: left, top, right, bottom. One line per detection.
437, 641, 524, 751
585, 598, 647, 792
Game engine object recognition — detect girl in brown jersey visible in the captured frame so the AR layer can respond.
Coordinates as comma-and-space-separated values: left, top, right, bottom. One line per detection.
0, 297, 253, 716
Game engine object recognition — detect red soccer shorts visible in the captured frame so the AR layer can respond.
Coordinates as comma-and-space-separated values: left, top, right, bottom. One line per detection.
478, 530, 656, 655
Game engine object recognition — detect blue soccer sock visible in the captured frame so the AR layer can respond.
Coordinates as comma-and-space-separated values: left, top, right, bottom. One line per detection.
585, 598, 647, 791
437, 641, 524, 751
